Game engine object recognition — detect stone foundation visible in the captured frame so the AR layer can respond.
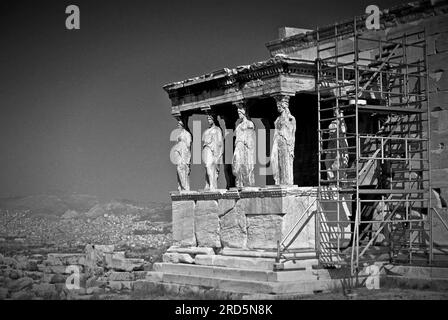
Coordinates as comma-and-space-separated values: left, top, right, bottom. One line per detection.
170, 186, 317, 251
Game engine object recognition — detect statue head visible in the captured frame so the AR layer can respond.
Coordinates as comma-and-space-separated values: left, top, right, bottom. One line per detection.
275, 96, 290, 115
332, 106, 344, 120
207, 114, 216, 127
277, 104, 285, 114
237, 106, 247, 119
175, 114, 189, 131
333, 106, 339, 117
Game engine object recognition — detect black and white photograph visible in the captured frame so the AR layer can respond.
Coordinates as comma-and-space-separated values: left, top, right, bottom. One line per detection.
1, 0, 448, 308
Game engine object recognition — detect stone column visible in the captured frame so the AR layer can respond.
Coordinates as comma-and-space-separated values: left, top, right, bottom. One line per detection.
201, 108, 224, 191
232, 100, 256, 188
172, 113, 192, 191
271, 94, 296, 186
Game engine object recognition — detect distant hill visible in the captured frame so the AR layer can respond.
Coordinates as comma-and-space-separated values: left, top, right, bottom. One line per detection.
0, 194, 98, 216
0, 194, 171, 221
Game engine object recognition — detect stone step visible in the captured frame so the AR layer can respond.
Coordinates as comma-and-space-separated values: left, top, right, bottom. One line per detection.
194, 254, 318, 270
220, 248, 317, 260
153, 263, 328, 282
384, 265, 448, 279
167, 246, 215, 256
194, 254, 275, 270
132, 279, 246, 300
282, 259, 319, 270
160, 273, 338, 295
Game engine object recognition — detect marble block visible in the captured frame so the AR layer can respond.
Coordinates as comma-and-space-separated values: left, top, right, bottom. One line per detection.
220, 208, 247, 248
194, 200, 221, 248
247, 214, 283, 250
172, 200, 196, 247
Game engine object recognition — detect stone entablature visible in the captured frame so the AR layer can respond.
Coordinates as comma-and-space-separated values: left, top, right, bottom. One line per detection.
163, 56, 316, 114
171, 187, 317, 251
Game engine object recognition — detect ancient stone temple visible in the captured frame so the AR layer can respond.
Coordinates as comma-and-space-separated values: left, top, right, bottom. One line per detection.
164, 57, 319, 251
154, 1, 448, 297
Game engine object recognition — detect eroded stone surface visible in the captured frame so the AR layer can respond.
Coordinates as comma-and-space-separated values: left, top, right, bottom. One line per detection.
220, 209, 247, 248
85, 244, 114, 268
47, 253, 86, 266
32, 283, 58, 299
108, 272, 135, 281
281, 194, 316, 249
172, 200, 196, 247
162, 252, 194, 264
194, 200, 221, 248
106, 257, 145, 272
167, 246, 215, 255
234, 197, 284, 215
218, 199, 236, 217
247, 215, 282, 250
235, 198, 261, 215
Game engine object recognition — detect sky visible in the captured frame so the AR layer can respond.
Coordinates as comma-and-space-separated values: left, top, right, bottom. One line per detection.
0, 0, 408, 203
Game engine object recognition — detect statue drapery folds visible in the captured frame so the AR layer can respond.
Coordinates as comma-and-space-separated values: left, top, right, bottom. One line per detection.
271, 95, 296, 186
172, 116, 192, 191
202, 113, 224, 191
232, 104, 256, 188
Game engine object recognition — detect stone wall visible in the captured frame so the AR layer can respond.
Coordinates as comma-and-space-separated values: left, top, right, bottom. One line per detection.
171, 187, 317, 251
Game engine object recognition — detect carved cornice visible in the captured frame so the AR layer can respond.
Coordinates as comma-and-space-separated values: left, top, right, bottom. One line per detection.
163, 57, 315, 100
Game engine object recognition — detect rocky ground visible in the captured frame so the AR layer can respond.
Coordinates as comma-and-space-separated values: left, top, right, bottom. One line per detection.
0, 245, 154, 300
0, 197, 176, 300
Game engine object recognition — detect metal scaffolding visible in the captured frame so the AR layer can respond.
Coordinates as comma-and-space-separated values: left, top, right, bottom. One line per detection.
316, 19, 433, 274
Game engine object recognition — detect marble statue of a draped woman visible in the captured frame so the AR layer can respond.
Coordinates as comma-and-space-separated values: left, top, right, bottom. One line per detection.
271, 97, 296, 185
325, 107, 349, 181
202, 114, 223, 191
172, 118, 192, 191
232, 106, 256, 188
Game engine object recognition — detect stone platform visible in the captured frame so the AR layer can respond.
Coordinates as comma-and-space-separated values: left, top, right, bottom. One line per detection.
147, 248, 339, 297
136, 249, 448, 298
170, 186, 317, 251
162, 186, 325, 296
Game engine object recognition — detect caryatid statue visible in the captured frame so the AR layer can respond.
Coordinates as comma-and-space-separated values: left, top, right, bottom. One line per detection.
172, 116, 192, 191
232, 103, 256, 188
271, 95, 296, 185
202, 113, 223, 191
325, 106, 348, 181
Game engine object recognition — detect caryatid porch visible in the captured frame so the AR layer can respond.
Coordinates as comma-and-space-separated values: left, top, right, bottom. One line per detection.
163, 56, 324, 255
